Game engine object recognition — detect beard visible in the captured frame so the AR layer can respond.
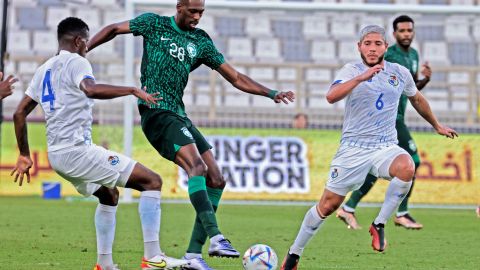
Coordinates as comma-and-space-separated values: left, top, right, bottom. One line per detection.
361, 52, 385, 67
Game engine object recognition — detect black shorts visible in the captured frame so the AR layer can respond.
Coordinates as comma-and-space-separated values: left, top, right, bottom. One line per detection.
139, 105, 212, 161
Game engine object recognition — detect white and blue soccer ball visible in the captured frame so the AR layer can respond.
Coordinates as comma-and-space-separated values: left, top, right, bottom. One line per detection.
242, 244, 278, 270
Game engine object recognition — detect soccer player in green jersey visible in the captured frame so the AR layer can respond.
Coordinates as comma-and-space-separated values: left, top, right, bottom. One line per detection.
87, 0, 295, 269
336, 15, 432, 230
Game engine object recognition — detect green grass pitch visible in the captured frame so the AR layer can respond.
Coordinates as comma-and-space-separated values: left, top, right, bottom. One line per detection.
0, 197, 478, 270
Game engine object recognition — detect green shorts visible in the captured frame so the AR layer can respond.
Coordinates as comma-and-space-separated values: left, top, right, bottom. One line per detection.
396, 120, 420, 164
139, 106, 212, 161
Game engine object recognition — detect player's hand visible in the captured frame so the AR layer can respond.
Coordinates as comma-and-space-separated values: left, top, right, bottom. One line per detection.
0, 72, 19, 99
357, 64, 383, 82
133, 86, 162, 105
435, 124, 458, 139
273, 91, 295, 104
11, 155, 33, 186
420, 61, 432, 80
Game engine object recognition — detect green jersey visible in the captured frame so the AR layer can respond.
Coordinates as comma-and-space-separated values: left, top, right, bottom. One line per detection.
384, 44, 419, 121
130, 13, 225, 116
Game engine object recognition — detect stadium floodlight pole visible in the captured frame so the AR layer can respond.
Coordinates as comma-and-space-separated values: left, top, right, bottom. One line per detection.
122, 0, 135, 203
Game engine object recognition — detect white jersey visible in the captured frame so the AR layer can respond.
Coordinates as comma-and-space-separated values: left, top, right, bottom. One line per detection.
25, 50, 95, 152
332, 60, 417, 149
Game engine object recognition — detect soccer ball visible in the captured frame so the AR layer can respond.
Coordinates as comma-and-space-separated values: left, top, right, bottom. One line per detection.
242, 244, 278, 270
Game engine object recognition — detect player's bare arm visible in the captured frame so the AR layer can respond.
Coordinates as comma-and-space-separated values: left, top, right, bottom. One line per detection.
415, 61, 431, 90
11, 96, 38, 186
87, 21, 131, 52
216, 63, 295, 104
408, 91, 457, 139
0, 72, 19, 99
327, 64, 383, 104
80, 78, 161, 105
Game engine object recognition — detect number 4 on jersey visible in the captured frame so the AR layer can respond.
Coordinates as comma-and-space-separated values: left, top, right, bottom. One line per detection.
42, 69, 55, 111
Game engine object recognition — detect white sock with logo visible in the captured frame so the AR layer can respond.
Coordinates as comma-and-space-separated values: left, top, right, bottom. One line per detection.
139, 191, 162, 259
95, 204, 117, 268
374, 177, 412, 225
289, 205, 325, 256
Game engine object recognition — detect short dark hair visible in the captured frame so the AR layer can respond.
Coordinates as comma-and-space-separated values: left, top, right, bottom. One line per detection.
392, 15, 414, 31
57, 17, 89, 40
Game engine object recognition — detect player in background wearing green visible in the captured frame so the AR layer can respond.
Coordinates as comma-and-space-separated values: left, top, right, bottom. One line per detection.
0, 72, 18, 99
87, 0, 295, 269
336, 15, 431, 230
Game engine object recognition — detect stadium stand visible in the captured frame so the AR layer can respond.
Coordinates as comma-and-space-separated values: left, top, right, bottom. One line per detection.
2, 0, 480, 130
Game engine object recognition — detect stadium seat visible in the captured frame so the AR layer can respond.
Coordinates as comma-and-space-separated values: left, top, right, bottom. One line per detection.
277, 68, 297, 81
92, 0, 118, 7
197, 15, 215, 35
415, 24, 444, 42
311, 40, 337, 63
103, 10, 126, 24
282, 39, 311, 62
338, 41, 360, 62
254, 38, 282, 62
227, 37, 253, 60
249, 67, 275, 81
307, 95, 332, 109
252, 93, 278, 108
107, 64, 124, 77
449, 43, 477, 66
331, 16, 357, 39
448, 71, 470, 84
303, 16, 329, 38
17, 7, 46, 30
7, 30, 31, 54
305, 68, 332, 82
76, 9, 100, 30
359, 16, 385, 30
33, 31, 57, 55
422, 42, 449, 65
393, 0, 419, 3
18, 61, 39, 75
246, 16, 272, 37
46, 7, 72, 29
472, 18, 480, 41
273, 20, 303, 39
444, 17, 471, 41
449, 0, 475, 4
215, 17, 244, 37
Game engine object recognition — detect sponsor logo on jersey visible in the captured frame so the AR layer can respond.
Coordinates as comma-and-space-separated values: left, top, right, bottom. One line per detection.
108, 155, 120, 166
161, 36, 172, 41
388, 75, 399, 86
187, 43, 197, 58
412, 60, 418, 73
331, 168, 339, 179
181, 127, 194, 139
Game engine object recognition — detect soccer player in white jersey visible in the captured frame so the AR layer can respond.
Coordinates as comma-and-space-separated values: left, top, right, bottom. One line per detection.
11, 17, 188, 270
281, 25, 458, 270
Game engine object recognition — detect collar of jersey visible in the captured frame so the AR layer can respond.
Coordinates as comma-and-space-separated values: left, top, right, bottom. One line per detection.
170, 16, 188, 34
392, 43, 412, 55
58, 50, 71, 55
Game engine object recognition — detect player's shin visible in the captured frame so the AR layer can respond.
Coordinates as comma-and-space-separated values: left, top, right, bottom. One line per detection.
95, 204, 118, 268
289, 205, 325, 256
188, 176, 221, 237
374, 177, 412, 225
139, 191, 162, 259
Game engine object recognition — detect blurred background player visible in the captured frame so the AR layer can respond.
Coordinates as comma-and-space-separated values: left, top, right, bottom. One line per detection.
0, 72, 18, 99
292, 113, 308, 129
337, 15, 432, 230
86, 0, 295, 269
10, 17, 188, 270
281, 25, 457, 270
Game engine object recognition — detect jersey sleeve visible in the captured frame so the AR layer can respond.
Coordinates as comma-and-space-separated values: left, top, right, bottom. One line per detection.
331, 63, 357, 86
25, 70, 41, 102
401, 66, 417, 97
199, 33, 225, 70
130, 13, 157, 37
70, 57, 95, 89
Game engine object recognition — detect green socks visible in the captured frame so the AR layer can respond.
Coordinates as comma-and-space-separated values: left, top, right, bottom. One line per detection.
187, 186, 223, 254
188, 176, 221, 240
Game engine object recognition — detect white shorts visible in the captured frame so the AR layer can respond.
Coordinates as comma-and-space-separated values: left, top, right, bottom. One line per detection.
48, 144, 137, 197
326, 144, 410, 196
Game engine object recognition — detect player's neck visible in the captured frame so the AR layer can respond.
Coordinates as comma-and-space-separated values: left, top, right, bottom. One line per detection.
174, 15, 189, 31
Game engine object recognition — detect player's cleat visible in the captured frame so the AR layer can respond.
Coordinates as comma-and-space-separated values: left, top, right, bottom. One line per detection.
280, 251, 299, 270
93, 264, 120, 270
369, 223, 387, 252
208, 238, 240, 258
394, 213, 423, 229
141, 254, 189, 269
336, 207, 362, 230
181, 257, 214, 270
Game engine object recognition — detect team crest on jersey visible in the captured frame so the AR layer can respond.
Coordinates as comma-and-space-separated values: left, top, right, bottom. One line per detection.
187, 43, 197, 58
412, 60, 418, 73
181, 127, 194, 139
108, 155, 120, 166
331, 168, 339, 179
388, 75, 399, 87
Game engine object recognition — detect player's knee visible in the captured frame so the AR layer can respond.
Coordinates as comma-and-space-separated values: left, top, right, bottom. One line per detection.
191, 158, 208, 177
145, 172, 163, 191
96, 187, 119, 206
398, 160, 415, 181
207, 174, 226, 189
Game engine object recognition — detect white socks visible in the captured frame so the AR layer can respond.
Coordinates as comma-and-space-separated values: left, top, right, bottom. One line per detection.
289, 206, 325, 256
139, 191, 162, 259
374, 177, 412, 225
95, 204, 117, 268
